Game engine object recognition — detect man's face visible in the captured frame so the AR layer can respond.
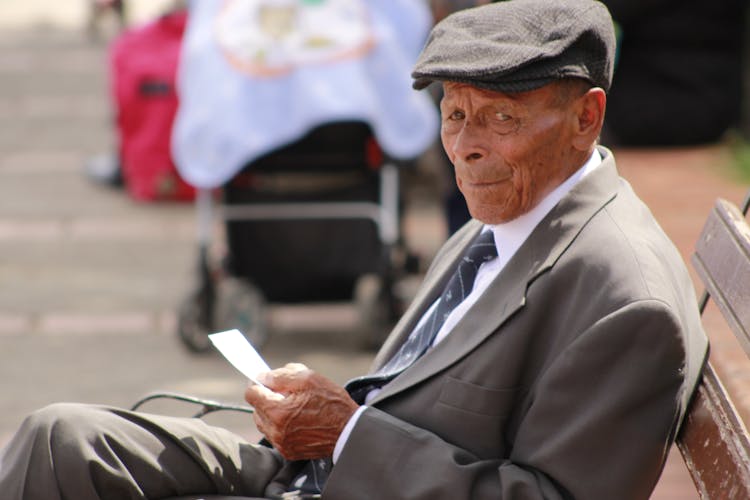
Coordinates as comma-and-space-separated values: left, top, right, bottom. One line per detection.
440, 82, 584, 224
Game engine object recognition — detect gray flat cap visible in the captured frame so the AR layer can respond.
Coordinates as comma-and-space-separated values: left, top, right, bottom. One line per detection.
412, 0, 616, 93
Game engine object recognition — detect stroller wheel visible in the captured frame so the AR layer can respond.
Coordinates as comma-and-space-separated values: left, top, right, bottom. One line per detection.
355, 274, 395, 351
176, 291, 214, 353
214, 277, 269, 350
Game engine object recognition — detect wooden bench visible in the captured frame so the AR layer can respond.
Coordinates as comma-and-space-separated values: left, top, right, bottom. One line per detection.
676, 191, 750, 498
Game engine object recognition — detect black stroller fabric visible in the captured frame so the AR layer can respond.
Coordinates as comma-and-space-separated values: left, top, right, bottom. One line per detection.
223, 122, 385, 303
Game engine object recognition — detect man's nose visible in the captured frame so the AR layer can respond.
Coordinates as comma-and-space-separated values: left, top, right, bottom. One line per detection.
452, 122, 486, 162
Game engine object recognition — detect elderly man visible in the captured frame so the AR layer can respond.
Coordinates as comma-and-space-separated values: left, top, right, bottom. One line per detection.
0, 1, 707, 499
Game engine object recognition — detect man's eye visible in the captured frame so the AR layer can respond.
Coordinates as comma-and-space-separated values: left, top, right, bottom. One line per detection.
495, 112, 512, 122
449, 110, 465, 121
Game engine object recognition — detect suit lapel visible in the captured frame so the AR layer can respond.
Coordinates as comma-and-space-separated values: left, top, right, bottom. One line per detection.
370, 221, 484, 369
369, 147, 620, 404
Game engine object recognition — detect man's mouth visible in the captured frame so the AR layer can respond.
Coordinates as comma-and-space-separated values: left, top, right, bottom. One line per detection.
467, 171, 513, 187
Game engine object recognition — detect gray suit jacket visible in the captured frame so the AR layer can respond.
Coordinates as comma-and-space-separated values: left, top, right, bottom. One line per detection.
324, 147, 707, 499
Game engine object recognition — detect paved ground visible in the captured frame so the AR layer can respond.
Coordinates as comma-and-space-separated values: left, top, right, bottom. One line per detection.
1, 20, 749, 500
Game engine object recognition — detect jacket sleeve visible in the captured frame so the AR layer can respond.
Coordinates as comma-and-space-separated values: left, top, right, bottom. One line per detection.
322, 299, 687, 500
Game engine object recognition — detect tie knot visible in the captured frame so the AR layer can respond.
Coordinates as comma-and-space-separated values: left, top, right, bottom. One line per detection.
464, 230, 498, 267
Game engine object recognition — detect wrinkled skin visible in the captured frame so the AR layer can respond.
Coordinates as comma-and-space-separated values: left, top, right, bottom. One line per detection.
245, 363, 358, 460
440, 81, 605, 224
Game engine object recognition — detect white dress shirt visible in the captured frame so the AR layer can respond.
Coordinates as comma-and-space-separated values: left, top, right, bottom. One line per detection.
334, 149, 603, 462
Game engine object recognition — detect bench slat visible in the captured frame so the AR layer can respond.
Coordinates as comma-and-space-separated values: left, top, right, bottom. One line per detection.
692, 198, 750, 357
678, 361, 750, 498
679, 195, 750, 499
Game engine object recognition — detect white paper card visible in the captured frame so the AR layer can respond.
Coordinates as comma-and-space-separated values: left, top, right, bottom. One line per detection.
208, 329, 271, 386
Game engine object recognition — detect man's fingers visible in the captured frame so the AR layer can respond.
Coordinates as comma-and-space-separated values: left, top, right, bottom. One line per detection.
243, 366, 358, 460
244, 383, 284, 409
257, 363, 311, 393
252, 411, 267, 435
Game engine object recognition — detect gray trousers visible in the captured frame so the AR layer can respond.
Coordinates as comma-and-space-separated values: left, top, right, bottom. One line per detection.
0, 403, 285, 499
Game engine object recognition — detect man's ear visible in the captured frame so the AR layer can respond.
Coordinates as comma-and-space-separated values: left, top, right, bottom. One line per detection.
571, 87, 606, 152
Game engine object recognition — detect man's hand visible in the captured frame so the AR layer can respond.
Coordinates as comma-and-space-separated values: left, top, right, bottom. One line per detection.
244, 363, 359, 461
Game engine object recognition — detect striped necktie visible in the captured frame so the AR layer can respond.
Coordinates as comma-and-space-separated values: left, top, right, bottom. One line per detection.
346, 229, 498, 403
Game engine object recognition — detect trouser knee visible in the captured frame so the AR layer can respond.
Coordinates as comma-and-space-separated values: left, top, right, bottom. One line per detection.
22, 403, 105, 453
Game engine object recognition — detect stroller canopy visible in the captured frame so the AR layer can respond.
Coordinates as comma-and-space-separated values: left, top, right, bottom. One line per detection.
172, 0, 440, 189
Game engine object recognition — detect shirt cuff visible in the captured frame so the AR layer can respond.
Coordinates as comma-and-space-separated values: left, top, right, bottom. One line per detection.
332, 405, 367, 464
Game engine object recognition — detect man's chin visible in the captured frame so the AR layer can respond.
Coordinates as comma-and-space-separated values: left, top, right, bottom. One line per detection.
467, 205, 519, 225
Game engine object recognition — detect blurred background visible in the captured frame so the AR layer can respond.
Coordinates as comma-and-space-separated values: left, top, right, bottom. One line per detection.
1, 2, 749, 500
0, 0, 176, 30
0, 0, 449, 449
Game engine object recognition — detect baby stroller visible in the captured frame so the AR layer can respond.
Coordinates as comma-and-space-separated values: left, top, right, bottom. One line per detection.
171, 0, 439, 352
176, 120, 414, 352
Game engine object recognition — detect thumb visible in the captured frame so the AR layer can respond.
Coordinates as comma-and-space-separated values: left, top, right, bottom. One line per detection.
244, 383, 284, 409
257, 363, 311, 393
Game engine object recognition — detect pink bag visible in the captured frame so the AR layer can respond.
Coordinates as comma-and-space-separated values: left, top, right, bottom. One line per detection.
110, 9, 195, 201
